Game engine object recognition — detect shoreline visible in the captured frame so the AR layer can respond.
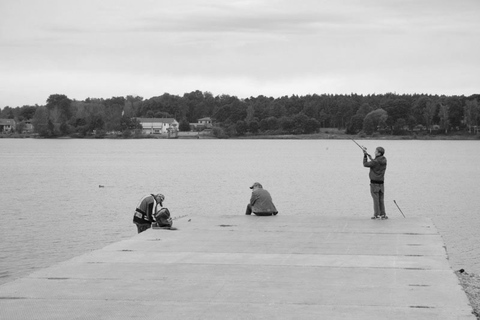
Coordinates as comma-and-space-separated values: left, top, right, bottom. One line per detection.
2, 132, 479, 140
233, 130, 480, 140
456, 270, 480, 319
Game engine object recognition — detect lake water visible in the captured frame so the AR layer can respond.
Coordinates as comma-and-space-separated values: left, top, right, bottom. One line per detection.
0, 138, 479, 285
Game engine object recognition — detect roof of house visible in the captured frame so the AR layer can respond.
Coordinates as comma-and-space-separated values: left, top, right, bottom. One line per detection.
136, 118, 177, 124
0, 119, 15, 125
198, 117, 212, 121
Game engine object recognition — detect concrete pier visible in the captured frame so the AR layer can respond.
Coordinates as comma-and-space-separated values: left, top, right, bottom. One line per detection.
0, 216, 475, 319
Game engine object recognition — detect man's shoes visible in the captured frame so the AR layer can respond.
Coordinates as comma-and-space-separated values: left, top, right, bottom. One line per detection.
371, 216, 378, 219
380, 215, 388, 219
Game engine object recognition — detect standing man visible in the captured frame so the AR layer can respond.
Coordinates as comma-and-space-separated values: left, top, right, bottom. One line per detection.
245, 182, 278, 216
133, 193, 165, 233
363, 147, 387, 219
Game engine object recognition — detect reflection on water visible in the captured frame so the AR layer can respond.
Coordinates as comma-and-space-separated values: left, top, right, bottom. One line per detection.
0, 138, 479, 285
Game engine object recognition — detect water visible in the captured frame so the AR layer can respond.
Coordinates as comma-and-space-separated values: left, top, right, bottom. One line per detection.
0, 138, 479, 285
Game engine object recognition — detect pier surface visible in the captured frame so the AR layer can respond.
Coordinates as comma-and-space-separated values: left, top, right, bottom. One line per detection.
0, 216, 475, 319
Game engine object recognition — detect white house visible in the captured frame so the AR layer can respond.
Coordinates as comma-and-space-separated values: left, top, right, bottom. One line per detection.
137, 118, 179, 134
0, 119, 15, 133
190, 117, 213, 131
198, 117, 212, 127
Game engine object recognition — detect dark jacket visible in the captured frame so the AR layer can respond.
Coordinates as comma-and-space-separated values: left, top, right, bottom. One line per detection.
363, 154, 387, 182
250, 188, 278, 214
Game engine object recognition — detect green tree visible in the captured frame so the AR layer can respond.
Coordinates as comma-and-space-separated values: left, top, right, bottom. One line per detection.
179, 119, 191, 131
279, 116, 295, 133
292, 113, 310, 134
363, 109, 388, 134
424, 100, 437, 133
32, 106, 50, 136
438, 103, 450, 134
363, 116, 375, 135
464, 99, 479, 133
445, 96, 464, 129
46, 94, 72, 124
245, 104, 255, 124
346, 114, 364, 134
248, 120, 259, 134
19, 105, 37, 120
235, 120, 247, 135
412, 96, 431, 126
266, 116, 280, 131
304, 118, 320, 134
384, 99, 411, 132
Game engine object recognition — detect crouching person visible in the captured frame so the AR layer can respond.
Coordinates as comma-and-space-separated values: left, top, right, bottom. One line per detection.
153, 208, 173, 228
133, 193, 165, 233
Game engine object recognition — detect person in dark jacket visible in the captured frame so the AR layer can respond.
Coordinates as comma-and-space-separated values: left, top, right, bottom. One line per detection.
245, 182, 278, 216
363, 147, 387, 219
152, 208, 173, 229
133, 193, 165, 233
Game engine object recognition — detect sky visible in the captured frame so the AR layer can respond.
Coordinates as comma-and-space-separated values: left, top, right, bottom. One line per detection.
1, 0, 479, 108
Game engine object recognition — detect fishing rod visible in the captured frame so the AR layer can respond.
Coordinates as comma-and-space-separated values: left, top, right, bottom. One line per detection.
393, 200, 406, 218
351, 139, 372, 160
172, 214, 189, 221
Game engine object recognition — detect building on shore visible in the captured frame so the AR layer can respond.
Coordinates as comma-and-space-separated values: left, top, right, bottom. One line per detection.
137, 118, 179, 137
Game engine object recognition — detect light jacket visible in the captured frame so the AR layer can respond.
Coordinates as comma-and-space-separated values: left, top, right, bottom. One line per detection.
133, 194, 158, 225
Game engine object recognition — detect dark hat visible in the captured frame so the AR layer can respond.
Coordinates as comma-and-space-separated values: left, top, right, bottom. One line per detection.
250, 182, 263, 189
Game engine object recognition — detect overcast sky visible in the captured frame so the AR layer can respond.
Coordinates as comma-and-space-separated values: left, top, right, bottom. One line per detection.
1, 0, 479, 108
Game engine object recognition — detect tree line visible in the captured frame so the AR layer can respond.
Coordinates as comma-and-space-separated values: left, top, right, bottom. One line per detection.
1, 91, 479, 138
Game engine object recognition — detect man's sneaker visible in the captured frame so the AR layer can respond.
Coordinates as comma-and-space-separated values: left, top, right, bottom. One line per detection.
381, 215, 388, 220
371, 216, 378, 219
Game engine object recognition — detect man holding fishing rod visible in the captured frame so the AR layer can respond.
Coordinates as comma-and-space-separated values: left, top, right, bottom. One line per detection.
353, 140, 388, 219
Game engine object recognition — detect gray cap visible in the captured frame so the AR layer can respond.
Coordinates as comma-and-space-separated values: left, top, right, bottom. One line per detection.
249, 182, 263, 189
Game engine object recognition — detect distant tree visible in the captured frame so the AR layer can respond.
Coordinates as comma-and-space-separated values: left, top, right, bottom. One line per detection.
292, 113, 310, 134
393, 118, 407, 135
235, 120, 247, 135
47, 119, 55, 137
356, 103, 373, 118
304, 117, 320, 134
212, 126, 227, 138
179, 119, 191, 131
248, 120, 259, 134
464, 99, 479, 133
269, 102, 287, 118
363, 116, 375, 135
32, 106, 50, 136
279, 116, 295, 133
363, 108, 388, 134
15, 121, 26, 133
19, 105, 37, 120
154, 111, 172, 118
438, 103, 450, 134
265, 116, 280, 131
424, 100, 437, 133
46, 94, 72, 124
412, 96, 431, 126
59, 122, 71, 135
120, 116, 141, 131
259, 118, 269, 132
122, 129, 132, 138
384, 99, 411, 132
1, 106, 15, 119
245, 104, 255, 124
346, 114, 364, 134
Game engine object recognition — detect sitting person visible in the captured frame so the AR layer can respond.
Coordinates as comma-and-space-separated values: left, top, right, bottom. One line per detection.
245, 182, 278, 216
152, 208, 173, 228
